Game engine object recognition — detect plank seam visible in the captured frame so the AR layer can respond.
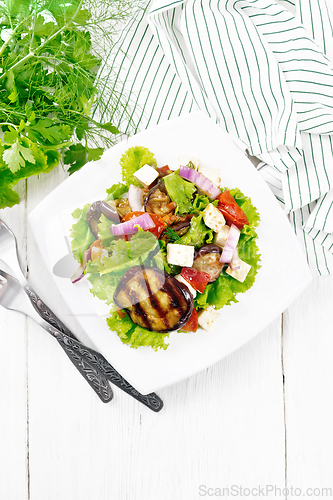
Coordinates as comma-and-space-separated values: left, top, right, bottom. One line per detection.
24, 179, 30, 500
281, 312, 288, 500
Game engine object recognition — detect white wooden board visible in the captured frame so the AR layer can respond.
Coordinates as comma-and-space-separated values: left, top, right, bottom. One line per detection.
0, 167, 333, 500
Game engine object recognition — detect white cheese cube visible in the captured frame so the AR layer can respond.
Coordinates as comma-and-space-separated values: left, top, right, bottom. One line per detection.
198, 305, 220, 331
167, 244, 194, 267
175, 274, 196, 298
177, 155, 200, 169
226, 259, 251, 283
203, 204, 226, 233
133, 164, 159, 188
214, 225, 230, 248
195, 165, 222, 187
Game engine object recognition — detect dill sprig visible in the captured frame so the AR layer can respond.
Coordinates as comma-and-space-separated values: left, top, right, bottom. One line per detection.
165, 225, 181, 243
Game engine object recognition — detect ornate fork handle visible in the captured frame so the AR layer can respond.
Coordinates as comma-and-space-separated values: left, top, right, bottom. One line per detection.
75, 348, 164, 412
25, 285, 163, 412
25, 285, 72, 334
25, 285, 113, 403
46, 324, 113, 403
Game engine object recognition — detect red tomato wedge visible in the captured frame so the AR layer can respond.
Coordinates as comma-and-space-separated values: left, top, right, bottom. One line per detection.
156, 165, 170, 174
179, 308, 198, 333
117, 309, 127, 319
181, 267, 211, 294
217, 190, 248, 230
121, 211, 166, 239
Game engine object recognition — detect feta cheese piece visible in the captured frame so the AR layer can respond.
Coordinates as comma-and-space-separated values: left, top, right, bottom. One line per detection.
214, 225, 230, 248
91, 246, 108, 262
198, 305, 220, 331
203, 203, 226, 233
175, 274, 197, 298
177, 155, 200, 169
195, 164, 222, 187
167, 243, 194, 267
133, 164, 159, 188
226, 259, 251, 283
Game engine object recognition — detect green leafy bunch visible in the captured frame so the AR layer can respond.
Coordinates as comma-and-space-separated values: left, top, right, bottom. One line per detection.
0, 0, 140, 208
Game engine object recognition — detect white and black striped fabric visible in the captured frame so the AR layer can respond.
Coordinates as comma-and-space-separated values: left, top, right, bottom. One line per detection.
100, 0, 333, 275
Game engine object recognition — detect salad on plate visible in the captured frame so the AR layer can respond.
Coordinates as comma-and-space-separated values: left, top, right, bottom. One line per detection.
70, 146, 260, 351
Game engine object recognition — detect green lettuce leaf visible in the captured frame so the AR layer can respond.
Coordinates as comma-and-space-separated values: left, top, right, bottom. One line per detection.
106, 312, 170, 351
180, 212, 214, 248
86, 229, 159, 276
105, 182, 128, 201
163, 171, 196, 214
120, 146, 156, 187
70, 204, 95, 262
97, 214, 116, 248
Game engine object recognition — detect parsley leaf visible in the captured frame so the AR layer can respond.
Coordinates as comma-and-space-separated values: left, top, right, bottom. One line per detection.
3, 140, 36, 173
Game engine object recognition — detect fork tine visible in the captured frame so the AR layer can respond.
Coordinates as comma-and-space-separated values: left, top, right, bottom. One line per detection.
0, 220, 25, 280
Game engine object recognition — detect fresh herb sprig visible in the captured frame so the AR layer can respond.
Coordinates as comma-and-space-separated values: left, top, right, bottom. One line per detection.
165, 225, 181, 243
0, 0, 140, 209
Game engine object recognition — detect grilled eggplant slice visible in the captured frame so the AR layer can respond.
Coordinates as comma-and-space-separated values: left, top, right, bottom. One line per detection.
193, 244, 224, 283
114, 266, 193, 332
144, 179, 177, 217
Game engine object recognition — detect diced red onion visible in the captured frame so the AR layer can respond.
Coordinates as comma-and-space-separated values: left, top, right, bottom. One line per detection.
110, 213, 155, 236
179, 165, 221, 200
71, 249, 91, 284
128, 184, 144, 211
220, 224, 241, 263
71, 263, 85, 283
83, 248, 91, 267
229, 247, 241, 271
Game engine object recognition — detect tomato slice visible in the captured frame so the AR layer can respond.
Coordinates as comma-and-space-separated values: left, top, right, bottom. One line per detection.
181, 267, 211, 294
217, 190, 249, 230
179, 308, 198, 333
121, 211, 166, 239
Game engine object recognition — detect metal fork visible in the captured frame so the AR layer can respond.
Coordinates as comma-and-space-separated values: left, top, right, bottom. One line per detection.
0, 268, 113, 402
0, 219, 164, 411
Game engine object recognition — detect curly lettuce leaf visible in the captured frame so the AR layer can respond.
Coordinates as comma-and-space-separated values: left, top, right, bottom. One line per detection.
106, 311, 170, 351
86, 273, 119, 306
191, 193, 211, 211
120, 146, 156, 187
70, 204, 95, 262
228, 187, 260, 229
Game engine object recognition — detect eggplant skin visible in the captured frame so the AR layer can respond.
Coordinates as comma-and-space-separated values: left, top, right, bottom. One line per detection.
86, 200, 119, 238
113, 266, 194, 333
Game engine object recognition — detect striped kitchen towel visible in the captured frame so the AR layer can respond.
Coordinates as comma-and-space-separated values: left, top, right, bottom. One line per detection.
99, 0, 333, 275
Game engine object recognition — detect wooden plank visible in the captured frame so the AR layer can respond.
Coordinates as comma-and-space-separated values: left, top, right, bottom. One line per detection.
0, 185, 29, 500
284, 276, 333, 494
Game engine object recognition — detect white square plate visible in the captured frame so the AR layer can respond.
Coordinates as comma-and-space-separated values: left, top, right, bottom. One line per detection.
29, 111, 312, 394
